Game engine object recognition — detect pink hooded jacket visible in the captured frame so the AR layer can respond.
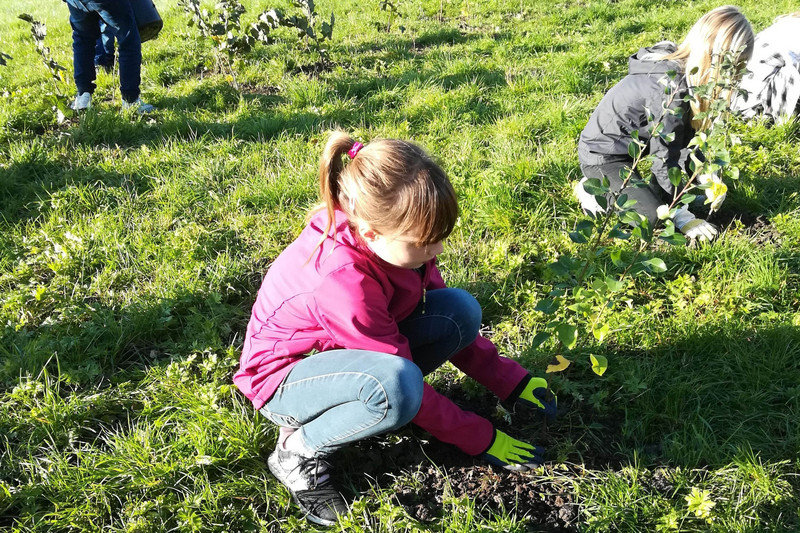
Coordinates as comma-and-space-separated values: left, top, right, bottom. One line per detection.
233, 209, 530, 455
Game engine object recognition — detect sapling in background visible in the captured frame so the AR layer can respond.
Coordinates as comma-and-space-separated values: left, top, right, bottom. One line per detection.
178, 0, 280, 88
17, 14, 72, 123
278, 0, 335, 69
377, 0, 405, 34
534, 54, 745, 383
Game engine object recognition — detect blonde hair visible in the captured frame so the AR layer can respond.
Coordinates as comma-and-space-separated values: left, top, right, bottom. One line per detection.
664, 5, 754, 130
313, 131, 458, 253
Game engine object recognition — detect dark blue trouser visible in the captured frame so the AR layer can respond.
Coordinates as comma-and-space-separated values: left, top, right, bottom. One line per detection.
94, 22, 115, 68
65, 0, 141, 102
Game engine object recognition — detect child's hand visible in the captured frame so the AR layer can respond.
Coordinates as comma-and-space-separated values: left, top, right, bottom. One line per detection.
673, 207, 718, 242
516, 377, 557, 418
480, 429, 544, 472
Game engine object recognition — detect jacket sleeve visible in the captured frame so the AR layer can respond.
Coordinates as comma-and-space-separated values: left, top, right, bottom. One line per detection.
649, 79, 692, 196
314, 263, 497, 455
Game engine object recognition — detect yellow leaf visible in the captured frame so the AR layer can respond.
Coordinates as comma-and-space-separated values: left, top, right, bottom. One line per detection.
546, 354, 571, 373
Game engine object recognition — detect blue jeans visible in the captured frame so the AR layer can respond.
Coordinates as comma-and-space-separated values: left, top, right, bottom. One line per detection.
260, 288, 482, 455
66, 0, 141, 102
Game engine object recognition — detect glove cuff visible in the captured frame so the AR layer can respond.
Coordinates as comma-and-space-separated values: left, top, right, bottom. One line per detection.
672, 206, 695, 230
478, 427, 499, 456
501, 374, 532, 408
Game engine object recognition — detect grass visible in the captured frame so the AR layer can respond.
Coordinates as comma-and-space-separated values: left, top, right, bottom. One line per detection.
1, 0, 800, 531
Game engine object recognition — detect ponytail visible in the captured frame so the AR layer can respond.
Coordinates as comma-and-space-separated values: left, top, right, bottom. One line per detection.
315, 131, 357, 251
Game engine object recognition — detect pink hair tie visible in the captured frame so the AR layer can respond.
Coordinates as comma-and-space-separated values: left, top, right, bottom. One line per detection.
347, 142, 364, 159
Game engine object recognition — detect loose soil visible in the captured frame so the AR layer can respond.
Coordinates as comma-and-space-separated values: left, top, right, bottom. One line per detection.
709, 208, 782, 246
337, 379, 615, 531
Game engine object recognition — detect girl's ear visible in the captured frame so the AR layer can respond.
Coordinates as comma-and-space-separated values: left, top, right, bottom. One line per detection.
357, 220, 379, 242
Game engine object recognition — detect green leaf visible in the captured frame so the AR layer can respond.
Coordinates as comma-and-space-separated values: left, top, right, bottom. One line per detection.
566, 302, 592, 315
590, 354, 608, 376
608, 224, 631, 240
592, 323, 609, 342
627, 141, 641, 159
556, 323, 578, 350
605, 277, 624, 292
615, 194, 637, 209
668, 167, 683, 188
569, 231, 588, 243
590, 278, 607, 292
530, 331, 551, 349
621, 210, 644, 226
680, 194, 697, 205
660, 233, 687, 246
581, 178, 608, 196
642, 258, 667, 273
534, 298, 559, 315
548, 260, 570, 277
610, 249, 625, 267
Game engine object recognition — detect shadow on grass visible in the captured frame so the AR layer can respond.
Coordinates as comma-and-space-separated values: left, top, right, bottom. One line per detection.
51, 25, 521, 149
0, 149, 152, 227
0, 276, 255, 392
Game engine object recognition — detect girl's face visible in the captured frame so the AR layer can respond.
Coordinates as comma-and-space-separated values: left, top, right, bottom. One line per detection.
364, 232, 444, 269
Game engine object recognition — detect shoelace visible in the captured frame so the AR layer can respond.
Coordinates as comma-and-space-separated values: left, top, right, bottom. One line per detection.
298, 456, 332, 488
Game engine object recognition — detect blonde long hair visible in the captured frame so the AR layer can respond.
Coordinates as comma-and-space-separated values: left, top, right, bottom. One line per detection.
313, 131, 458, 253
664, 5, 754, 130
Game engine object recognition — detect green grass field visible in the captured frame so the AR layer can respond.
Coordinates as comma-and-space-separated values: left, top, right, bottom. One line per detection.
2, 0, 799, 531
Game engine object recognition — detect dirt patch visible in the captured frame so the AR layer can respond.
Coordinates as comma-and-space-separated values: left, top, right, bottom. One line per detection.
334, 380, 622, 531
239, 83, 280, 96
708, 209, 782, 246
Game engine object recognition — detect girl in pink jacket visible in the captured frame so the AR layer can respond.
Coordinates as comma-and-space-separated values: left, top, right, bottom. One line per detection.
234, 131, 556, 526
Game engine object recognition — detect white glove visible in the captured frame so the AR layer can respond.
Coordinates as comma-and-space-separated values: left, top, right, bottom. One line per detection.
574, 177, 605, 217
698, 173, 727, 213
673, 207, 718, 241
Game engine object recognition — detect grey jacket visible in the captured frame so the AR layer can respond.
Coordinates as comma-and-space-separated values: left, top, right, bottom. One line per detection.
578, 42, 693, 195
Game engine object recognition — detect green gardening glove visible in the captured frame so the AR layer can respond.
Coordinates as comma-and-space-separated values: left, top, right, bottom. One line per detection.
515, 376, 557, 418
479, 429, 544, 472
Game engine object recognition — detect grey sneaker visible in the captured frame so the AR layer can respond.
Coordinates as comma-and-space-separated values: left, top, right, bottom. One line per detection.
121, 98, 155, 114
267, 446, 348, 526
71, 92, 92, 111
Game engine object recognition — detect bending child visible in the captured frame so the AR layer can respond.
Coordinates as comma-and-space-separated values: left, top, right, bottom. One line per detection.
732, 11, 800, 124
576, 5, 754, 241
234, 132, 557, 526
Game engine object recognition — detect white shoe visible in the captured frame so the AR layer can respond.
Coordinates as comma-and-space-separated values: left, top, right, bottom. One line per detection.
71, 92, 92, 111
121, 98, 155, 114
267, 446, 348, 526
